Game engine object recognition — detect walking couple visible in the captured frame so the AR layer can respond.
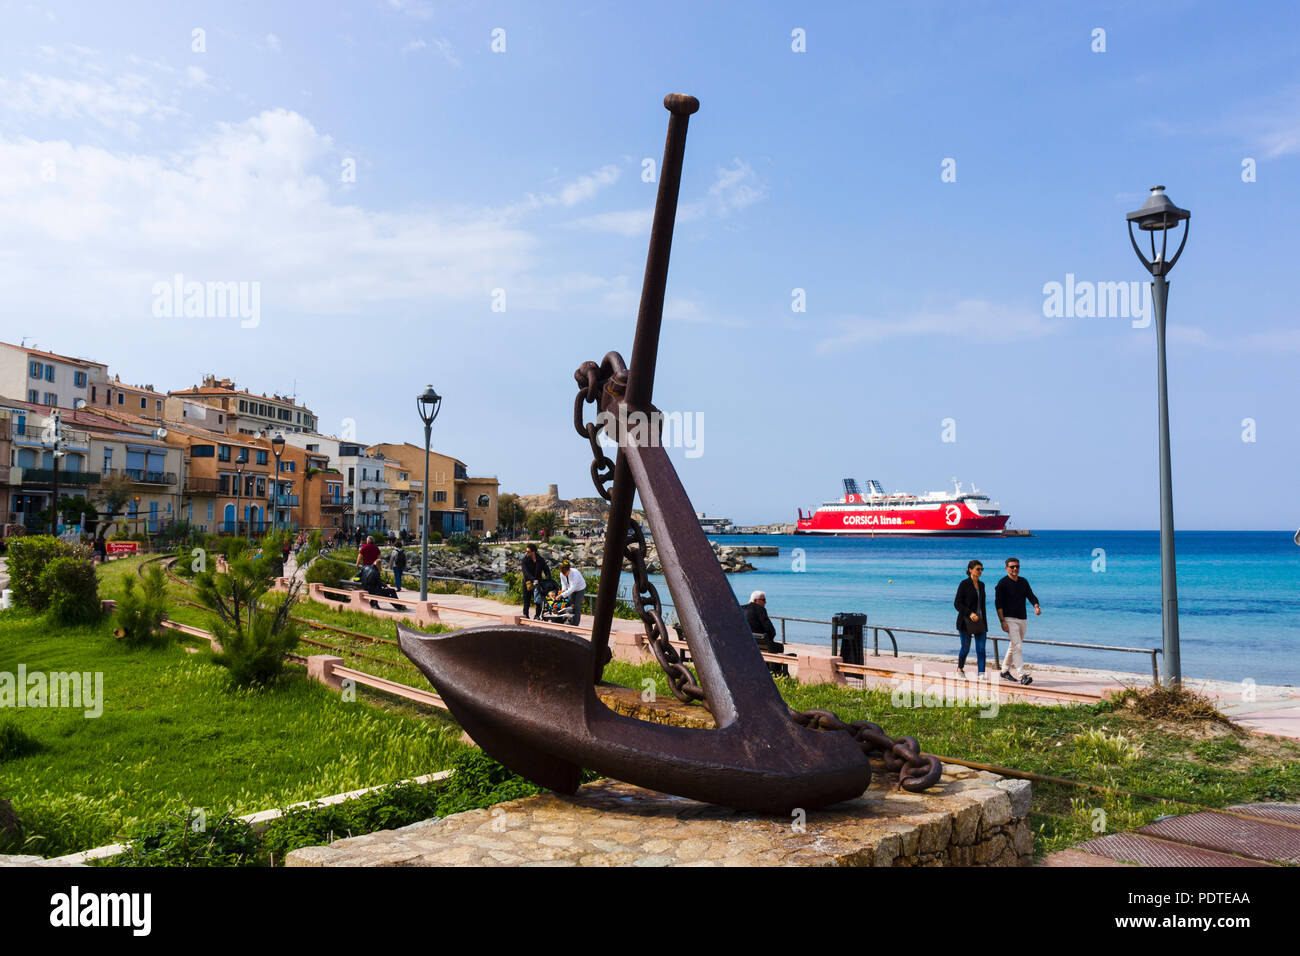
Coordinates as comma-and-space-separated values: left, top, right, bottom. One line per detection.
954, 557, 1041, 684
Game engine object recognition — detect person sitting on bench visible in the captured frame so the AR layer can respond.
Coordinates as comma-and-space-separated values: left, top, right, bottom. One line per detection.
741, 590, 789, 677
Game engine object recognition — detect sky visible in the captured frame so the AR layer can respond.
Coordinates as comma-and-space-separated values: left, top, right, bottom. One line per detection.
0, 0, 1296, 530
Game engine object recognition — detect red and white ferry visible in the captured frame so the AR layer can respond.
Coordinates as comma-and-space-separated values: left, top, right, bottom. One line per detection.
796, 478, 1010, 536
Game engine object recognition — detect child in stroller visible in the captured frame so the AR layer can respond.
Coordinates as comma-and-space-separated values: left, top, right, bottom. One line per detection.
538, 579, 573, 624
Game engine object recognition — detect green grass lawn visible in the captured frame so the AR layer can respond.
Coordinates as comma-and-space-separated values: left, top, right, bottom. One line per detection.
9, 555, 1294, 862
0, 597, 467, 857
604, 660, 1300, 857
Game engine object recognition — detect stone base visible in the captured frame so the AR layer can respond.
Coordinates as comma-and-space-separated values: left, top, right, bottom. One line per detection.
285, 767, 1033, 867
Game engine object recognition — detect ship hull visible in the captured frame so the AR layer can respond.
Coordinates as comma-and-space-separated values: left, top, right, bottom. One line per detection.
795, 507, 1009, 536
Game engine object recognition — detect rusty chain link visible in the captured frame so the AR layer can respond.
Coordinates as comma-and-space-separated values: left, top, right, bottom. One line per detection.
575, 355, 703, 704
623, 520, 705, 703
573, 356, 940, 788
789, 708, 944, 792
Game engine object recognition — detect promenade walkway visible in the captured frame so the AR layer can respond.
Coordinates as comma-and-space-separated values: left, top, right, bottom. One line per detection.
384, 590, 1300, 742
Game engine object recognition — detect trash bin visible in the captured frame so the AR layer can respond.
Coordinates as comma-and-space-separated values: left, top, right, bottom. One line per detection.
832, 612, 867, 666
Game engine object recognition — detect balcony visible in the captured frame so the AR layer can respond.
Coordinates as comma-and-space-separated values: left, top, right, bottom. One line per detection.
105, 468, 177, 486
18, 468, 100, 487
320, 492, 351, 510
185, 477, 221, 494
274, 493, 299, 507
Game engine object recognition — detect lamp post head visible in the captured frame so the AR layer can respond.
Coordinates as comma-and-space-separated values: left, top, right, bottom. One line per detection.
417, 385, 442, 427
1127, 185, 1191, 276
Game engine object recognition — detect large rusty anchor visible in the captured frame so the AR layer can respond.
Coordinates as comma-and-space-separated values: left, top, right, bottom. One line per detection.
399, 94, 942, 813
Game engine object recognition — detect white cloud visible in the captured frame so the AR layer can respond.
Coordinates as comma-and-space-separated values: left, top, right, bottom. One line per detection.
386, 0, 433, 20
403, 37, 461, 66
0, 109, 538, 326
0, 70, 180, 132
814, 300, 1059, 352
266, 33, 282, 53
566, 158, 764, 236
497, 164, 622, 219
185, 65, 211, 88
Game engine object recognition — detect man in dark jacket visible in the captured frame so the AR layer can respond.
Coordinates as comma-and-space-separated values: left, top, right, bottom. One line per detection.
994, 557, 1040, 685
520, 544, 549, 619
741, 590, 788, 676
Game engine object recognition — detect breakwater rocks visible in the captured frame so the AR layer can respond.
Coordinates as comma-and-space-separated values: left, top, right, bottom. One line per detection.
393, 539, 760, 580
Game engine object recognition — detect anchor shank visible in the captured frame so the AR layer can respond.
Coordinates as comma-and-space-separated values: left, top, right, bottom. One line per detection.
623, 434, 780, 727
590, 93, 699, 681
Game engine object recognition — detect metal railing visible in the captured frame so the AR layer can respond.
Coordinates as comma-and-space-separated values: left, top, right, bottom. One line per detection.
104, 468, 177, 485
18, 468, 100, 486
407, 573, 1163, 682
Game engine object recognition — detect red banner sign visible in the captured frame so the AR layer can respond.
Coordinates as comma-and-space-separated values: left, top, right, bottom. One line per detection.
106, 541, 139, 554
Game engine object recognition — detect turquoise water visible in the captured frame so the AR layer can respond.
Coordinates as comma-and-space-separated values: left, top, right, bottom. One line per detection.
640, 531, 1300, 685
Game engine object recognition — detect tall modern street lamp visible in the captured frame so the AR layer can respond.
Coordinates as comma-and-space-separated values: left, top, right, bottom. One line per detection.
417, 385, 442, 601
1126, 185, 1190, 686
271, 432, 286, 534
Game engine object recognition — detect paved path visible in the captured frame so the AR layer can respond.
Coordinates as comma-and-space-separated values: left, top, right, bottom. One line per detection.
1042, 803, 1300, 866
352, 589, 1300, 741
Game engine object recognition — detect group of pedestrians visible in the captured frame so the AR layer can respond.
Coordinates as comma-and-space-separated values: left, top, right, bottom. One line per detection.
520, 543, 586, 625
954, 556, 1041, 684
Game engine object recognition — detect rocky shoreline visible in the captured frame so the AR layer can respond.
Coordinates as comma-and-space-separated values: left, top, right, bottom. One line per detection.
387, 540, 757, 581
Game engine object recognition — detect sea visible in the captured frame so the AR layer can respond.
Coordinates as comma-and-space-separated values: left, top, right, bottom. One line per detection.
638, 531, 1300, 686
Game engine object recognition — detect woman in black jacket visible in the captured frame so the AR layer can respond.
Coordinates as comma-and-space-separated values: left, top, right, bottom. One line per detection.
953, 559, 988, 678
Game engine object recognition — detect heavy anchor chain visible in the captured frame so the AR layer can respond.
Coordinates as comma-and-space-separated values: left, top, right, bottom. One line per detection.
789, 709, 944, 792
573, 357, 942, 790
574, 356, 705, 704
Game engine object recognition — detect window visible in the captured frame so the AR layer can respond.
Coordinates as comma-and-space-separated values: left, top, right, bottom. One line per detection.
477, 494, 490, 507
91, 386, 97, 402
206, 501, 214, 521
74, 371, 87, 388
140, 397, 147, 409
239, 400, 247, 412
191, 444, 214, 458
218, 445, 231, 462
117, 393, 124, 405
433, 490, 447, 503
103, 448, 112, 473
14, 412, 25, 436
29, 360, 41, 379
256, 450, 268, 465
283, 461, 295, 472
156, 400, 162, 412
43, 392, 57, 406
27, 389, 38, 403
45, 364, 54, 382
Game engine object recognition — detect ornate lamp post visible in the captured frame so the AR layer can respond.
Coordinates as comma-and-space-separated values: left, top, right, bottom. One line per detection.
1126, 185, 1191, 685
44, 409, 67, 535
417, 385, 442, 601
234, 449, 249, 537
271, 432, 286, 534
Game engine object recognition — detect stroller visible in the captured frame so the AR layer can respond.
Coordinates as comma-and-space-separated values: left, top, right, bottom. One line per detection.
538, 580, 574, 624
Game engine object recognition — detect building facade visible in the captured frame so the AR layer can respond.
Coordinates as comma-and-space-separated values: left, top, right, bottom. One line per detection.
369, 442, 498, 538
0, 342, 108, 412
169, 375, 318, 436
